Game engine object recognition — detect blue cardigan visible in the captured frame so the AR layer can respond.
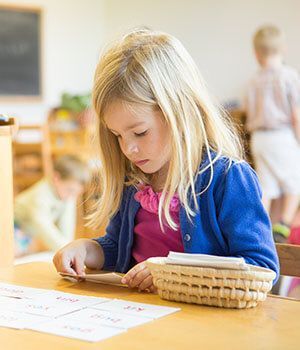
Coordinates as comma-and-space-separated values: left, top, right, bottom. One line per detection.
95, 156, 279, 280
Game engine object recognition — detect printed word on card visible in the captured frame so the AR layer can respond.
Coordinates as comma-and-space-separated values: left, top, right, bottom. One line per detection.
28, 318, 125, 342
61, 308, 151, 329
93, 299, 180, 319
36, 290, 108, 308
0, 282, 45, 299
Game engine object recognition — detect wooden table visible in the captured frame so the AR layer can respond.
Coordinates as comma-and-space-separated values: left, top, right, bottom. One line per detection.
0, 262, 299, 350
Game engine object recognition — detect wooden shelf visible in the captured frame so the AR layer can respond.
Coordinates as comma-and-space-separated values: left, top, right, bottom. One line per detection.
13, 124, 52, 194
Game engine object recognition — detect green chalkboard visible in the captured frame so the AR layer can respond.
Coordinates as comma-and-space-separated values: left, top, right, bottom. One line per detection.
0, 6, 42, 97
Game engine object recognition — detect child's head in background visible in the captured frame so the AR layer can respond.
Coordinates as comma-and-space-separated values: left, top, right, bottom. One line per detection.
91, 28, 242, 229
52, 154, 90, 201
253, 25, 285, 67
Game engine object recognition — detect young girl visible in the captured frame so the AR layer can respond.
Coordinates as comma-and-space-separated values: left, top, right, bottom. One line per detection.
53, 29, 279, 292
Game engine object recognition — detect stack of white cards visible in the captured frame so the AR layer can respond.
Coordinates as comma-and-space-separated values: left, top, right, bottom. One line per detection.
166, 251, 249, 270
0, 282, 180, 342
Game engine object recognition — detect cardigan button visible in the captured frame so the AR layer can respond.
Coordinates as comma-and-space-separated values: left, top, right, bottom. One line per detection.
184, 234, 191, 242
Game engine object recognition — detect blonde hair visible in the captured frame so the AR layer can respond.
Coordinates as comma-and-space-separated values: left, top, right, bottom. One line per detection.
89, 28, 243, 230
253, 25, 284, 56
53, 155, 90, 185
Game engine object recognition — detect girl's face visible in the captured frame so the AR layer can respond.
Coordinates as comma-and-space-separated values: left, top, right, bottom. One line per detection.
53, 173, 84, 201
104, 100, 171, 176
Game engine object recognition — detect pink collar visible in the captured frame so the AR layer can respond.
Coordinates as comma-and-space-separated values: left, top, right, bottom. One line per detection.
134, 184, 180, 214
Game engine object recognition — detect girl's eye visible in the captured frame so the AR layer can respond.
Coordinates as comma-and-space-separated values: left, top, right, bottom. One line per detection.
134, 130, 148, 137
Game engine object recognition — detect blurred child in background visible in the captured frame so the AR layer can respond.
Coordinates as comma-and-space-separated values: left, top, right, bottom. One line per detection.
14, 154, 90, 256
245, 25, 300, 243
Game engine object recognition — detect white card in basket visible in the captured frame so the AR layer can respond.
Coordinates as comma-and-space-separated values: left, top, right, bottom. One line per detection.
166, 252, 249, 270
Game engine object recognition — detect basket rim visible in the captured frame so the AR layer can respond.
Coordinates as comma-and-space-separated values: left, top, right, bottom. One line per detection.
146, 257, 276, 280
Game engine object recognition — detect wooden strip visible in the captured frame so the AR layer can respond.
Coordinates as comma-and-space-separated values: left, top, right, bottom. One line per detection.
0, 127, 15, 267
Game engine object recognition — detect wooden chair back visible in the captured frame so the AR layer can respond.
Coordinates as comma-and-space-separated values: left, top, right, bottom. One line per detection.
276, 243, 300, 277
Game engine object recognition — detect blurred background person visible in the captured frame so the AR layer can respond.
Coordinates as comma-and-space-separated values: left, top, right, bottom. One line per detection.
14, 154, 90, 257
244, 25, 300, 243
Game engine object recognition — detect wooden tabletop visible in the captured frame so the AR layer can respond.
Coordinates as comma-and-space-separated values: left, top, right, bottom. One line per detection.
0, 262, 299, 350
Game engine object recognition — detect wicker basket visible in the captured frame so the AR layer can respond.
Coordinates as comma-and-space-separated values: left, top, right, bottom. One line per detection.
146, 257, 276, 309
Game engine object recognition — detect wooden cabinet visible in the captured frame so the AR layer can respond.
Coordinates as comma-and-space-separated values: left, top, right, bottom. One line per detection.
0, 117, 16, 267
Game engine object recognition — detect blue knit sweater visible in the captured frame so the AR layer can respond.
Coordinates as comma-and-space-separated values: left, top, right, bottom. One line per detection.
95, 156, 279, 280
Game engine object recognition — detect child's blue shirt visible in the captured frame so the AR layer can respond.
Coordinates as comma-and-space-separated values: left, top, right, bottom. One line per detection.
95, 155, 279, 280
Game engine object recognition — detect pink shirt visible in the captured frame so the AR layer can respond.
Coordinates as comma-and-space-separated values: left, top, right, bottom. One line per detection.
132, 185, 184, 263
245, 65, 300, 132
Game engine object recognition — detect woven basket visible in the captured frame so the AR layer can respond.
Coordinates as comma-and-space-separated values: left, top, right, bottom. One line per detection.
146, 257, 276, 309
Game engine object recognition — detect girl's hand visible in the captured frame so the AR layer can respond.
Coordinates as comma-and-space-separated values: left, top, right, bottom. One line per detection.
121, 261, 156, 292
53, 238, 104, 276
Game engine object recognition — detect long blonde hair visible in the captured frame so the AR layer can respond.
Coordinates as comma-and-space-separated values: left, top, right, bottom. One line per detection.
89, 28, 243, 230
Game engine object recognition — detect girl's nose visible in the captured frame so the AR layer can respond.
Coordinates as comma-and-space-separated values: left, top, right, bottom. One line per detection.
126, 143, 139, 155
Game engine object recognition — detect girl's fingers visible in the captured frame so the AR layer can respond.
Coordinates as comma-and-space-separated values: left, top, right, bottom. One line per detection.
62, 266, 77, 276
73, 256, 86, 276
128, 267, 150, 288
52, 254, 61, 271
149, 285, 156, 293
121, 262, 154, 291
137, 274, 153, 291
54, 253, 78, 276
121, 262, 146, 284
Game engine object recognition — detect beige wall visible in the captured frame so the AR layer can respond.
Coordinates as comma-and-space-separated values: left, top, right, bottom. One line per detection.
1, 0, 299, 122
102, 0, 300, 103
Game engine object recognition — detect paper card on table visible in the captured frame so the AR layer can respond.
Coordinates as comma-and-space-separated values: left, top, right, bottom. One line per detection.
35, 290, 109, 308
61, 308, 151, 329
2, 298, 87, 318
0, 295, 83, 318
92, 299, 180, 319
0, 309, 49, 330
0, 290, 108, 318
28, 318, 126, 342
0, 282, 45, 299
59, 271, 124, 285
0, 297, 69, 318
